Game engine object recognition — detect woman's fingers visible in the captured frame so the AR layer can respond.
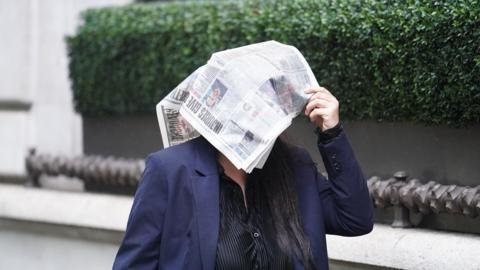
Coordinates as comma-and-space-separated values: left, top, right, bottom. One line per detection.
308, 108, 328, 123
304, 87, 334, 116
307, 91, 332, 104
303, 86, 340, 131
305, 98, 330, 115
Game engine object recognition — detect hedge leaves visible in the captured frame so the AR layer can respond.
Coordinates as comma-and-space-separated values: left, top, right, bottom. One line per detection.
67, 0, 480, 127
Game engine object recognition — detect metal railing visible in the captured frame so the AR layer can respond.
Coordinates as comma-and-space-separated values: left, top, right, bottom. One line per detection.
25, 150, 480, 227
368, 171, 480, 227
25, 149, 144, 193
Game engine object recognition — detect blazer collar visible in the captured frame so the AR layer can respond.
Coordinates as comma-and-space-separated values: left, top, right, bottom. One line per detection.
191, 136, 220, 270
193, 136, 220, 176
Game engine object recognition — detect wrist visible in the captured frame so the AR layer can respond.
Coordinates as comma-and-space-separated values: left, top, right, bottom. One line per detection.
315, 121, 343, 144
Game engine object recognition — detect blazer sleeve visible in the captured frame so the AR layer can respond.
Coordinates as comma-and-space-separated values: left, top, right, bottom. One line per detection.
314, 130, 374, 236
112, 153, 168, 270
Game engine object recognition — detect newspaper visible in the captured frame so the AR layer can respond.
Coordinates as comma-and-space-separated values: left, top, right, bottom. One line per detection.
156, 41, 319, 173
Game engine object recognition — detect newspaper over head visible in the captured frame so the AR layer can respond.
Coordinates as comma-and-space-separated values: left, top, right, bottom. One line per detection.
156, 41, 319, 173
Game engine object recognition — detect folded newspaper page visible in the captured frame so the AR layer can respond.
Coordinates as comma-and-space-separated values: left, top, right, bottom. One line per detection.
156, 41, 319, 173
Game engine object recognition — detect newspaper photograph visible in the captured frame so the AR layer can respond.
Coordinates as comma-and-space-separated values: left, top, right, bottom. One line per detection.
156, 40, 319, 173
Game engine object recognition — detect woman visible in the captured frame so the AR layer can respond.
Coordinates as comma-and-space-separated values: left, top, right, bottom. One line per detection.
113, 86, 374, 270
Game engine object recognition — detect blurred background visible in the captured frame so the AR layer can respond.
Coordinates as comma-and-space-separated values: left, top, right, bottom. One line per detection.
0, 0, 479, 269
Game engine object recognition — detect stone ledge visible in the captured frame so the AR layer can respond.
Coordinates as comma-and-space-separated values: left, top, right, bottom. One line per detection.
0, 218, 125, 244
2, 183, 479, 269
327, 223, 480, 270
0, 183, 132, 232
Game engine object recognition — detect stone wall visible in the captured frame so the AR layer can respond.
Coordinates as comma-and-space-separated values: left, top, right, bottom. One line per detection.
83, 116, 480, 186
0, 0, 132, 181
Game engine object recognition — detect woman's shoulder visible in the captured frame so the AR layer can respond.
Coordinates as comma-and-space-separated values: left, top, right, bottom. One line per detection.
146, 136, 207, 170
286, 143, 316, 166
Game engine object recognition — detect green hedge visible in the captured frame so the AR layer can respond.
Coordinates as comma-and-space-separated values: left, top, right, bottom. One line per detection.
67, 0, 480, 127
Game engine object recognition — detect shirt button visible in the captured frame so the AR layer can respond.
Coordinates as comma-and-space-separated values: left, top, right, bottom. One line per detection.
253, 232, 260, 238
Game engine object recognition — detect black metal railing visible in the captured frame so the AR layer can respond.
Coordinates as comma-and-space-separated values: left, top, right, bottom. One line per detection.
368, 171, 480, 227
25, 150, 480, 226
25, 149, 144, 194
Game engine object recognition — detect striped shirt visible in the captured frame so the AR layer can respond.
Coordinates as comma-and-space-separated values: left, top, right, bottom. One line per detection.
214, 166, 293, 270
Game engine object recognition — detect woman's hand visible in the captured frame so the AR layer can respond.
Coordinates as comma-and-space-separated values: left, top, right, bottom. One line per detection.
304, 87, 340, 132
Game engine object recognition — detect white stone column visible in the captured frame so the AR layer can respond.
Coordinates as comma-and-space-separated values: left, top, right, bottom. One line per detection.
0, 0, 132, 180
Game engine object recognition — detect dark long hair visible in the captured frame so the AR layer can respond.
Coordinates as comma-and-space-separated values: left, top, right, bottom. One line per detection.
247, 135, 317, 270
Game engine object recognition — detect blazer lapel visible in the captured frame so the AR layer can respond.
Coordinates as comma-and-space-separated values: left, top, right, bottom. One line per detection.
191, 137, 220, 270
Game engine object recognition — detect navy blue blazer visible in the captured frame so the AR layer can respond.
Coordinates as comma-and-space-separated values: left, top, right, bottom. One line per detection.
113, 130, 374, 270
